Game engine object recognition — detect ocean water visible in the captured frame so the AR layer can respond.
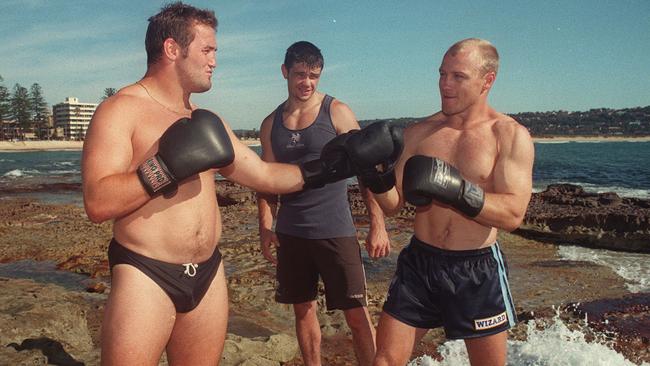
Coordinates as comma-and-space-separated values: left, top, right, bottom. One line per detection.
2, 141, 648, 199
533, 141, 650, 198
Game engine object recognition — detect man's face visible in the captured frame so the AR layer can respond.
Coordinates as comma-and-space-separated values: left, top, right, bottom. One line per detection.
438, 50, 489, 116
177, 23, 217, 93
283, 62, 322, 102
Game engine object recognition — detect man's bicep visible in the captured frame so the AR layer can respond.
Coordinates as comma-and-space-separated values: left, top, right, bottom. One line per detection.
330, 101, 360, 133
259, 117, 277, 162
494, 129, 534, 203
82, 104, 134, 184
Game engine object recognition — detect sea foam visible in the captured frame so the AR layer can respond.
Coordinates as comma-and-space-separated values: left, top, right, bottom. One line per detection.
408, 308, 648, 366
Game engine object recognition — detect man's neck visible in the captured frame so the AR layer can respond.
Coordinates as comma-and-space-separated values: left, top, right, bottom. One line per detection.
445, 99, 492, 129
141, 68, 192, 113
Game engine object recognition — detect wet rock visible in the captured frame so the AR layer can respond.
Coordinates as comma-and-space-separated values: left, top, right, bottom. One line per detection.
516, 184, 650, 252
217, 180, 257, 206
0, 277, 102, 366
7, 337, 84, 366
570, 293, 650, 340
568, 293, 650, 364
221, 333, 298, 365
85, 282, 107, 294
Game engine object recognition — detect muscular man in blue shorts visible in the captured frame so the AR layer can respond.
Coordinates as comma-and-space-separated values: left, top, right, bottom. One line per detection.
257, 41, 391, 366
342, 38, 535, 365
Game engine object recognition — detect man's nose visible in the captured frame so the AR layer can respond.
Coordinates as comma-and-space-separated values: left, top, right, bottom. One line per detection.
439, 75, 453, 90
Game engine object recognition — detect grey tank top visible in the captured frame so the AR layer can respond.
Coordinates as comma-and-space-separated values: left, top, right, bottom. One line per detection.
271, 95, 356, 239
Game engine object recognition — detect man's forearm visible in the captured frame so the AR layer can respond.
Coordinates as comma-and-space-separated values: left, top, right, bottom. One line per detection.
257, 193, 278, 229
360, 184, 387, 228
473, 192, 530, 232
369, 186, 402, 217
83, 173, 150, 223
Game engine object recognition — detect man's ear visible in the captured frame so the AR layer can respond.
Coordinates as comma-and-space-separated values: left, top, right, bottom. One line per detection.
281, 64, 289, 79
482, 71, 496, 93
163, 38, 181, 61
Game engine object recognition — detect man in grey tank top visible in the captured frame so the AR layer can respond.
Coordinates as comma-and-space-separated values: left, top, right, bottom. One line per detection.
257, 41, 390, 365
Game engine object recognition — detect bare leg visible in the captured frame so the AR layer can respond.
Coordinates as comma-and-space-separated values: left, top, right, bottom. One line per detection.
464, 331, 508, 366
294, 301, 321, 366
372, 312, 417, 366
166, 261, 229, 365
343, 306, 376, 366
101, 264, 176, 366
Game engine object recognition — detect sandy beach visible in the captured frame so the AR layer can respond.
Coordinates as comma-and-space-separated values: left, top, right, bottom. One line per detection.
1, 135, 648, 152
0, 139, 261, 152
533, 135, 650, 143
0, 140, 85, 152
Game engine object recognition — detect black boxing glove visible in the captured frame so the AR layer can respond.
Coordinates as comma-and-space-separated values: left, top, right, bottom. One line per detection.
300, 131, 357, 189
137, 109, 235, 196
345, 122, 404, 193
403, 155, 484, 217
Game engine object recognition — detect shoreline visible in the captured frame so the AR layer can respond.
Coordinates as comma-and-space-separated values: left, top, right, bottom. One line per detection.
533, 135, 650, 143
0, 138, 261, 152
1, 136, 648, 152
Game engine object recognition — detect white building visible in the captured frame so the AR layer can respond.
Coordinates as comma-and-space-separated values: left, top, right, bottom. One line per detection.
52, 97, 98, 140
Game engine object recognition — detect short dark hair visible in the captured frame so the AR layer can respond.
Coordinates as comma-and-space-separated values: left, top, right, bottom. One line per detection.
145, 1, 217, 66
283, 41, 324, 71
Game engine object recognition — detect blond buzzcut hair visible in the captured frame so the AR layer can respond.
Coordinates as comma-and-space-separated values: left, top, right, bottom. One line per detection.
446, 38, 499, 76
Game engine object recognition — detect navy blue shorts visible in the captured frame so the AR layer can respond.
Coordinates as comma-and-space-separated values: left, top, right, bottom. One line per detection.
383, 236, 517, 339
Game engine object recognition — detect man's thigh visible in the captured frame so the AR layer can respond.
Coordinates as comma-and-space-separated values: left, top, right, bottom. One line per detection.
166, 261, 229, 365
374, 312, 419, 366
101, 264, 176, 366
316, 236, 367, 310
464, 331, 508, 366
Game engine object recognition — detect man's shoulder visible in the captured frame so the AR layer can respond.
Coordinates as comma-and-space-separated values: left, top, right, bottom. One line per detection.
260, 109, 277, 130
328, 97, 359, 132
329, 97, 353, 113
91, 85, 149, 128
493, 113, 530, 137
99, 85, 145, 113
491, 113, 533, 150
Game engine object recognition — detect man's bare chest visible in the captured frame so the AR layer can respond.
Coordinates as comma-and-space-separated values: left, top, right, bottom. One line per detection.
415, 132, 497, 185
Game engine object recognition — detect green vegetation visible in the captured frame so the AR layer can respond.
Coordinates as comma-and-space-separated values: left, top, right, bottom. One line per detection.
233, 106, 650, 140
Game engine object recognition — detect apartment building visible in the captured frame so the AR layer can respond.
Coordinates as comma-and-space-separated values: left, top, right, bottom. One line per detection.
52, 97, 98, 140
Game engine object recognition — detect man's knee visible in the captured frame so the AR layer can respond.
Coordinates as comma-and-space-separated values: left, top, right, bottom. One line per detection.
372, 351, 403, 366
293, 301, 318, 319
343, 306, 372, 330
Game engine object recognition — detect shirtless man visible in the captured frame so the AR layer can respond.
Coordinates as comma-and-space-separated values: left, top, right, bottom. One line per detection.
344, 38, 534, 365
81, 3, 364, 365
257, 41, 391, 366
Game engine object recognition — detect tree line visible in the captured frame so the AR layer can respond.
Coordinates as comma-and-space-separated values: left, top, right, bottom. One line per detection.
0, 75, 50, 139
0, 75, 116, 140
3, 74, 648, 140
234, 106, 650, 140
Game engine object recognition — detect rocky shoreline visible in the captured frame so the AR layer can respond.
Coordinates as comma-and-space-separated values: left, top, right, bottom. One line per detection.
517, 184, 650, 253
0, 182, 648, 365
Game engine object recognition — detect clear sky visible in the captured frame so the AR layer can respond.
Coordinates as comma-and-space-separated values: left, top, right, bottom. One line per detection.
1, 0, 649, 130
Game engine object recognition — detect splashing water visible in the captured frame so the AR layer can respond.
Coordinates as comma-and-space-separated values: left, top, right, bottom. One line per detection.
408, 308, 649, 366
558, 245, 650, 293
